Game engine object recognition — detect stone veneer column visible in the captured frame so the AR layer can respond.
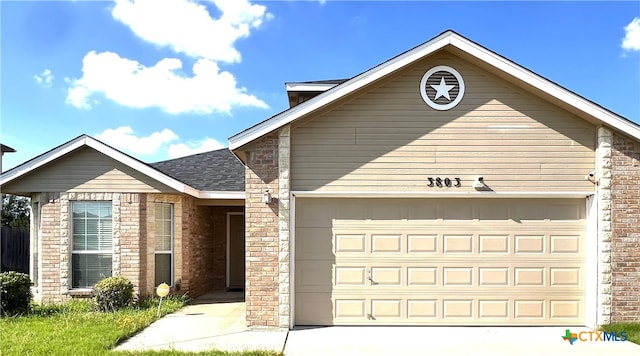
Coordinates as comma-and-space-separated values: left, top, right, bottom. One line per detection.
59, 193, 70, 293
278, 126, 291, 328
597, 127, 613, 325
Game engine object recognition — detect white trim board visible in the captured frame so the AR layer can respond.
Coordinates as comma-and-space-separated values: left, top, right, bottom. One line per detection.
291, 191, 596, 199
229, 30, 640, 150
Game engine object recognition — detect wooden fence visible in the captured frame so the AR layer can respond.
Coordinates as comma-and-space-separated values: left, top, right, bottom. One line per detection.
1, 226, 29, 274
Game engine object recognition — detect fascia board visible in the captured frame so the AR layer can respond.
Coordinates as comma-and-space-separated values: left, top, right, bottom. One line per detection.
198, 191, 245, 199
449, 36, 640, 140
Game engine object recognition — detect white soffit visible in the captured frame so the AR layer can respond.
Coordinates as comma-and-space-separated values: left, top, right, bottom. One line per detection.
229, 30, 640, 150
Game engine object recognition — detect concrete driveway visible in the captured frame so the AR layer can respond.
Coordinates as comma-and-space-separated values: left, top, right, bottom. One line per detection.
284, 326, 640, 356
115, 292, 640, 355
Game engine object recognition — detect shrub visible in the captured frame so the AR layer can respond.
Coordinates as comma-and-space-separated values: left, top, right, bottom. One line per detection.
92, 276, 134, 312
0, 271, 32, 316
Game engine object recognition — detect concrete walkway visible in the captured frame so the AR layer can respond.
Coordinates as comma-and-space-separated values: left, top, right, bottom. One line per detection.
116, 292, 640, 355
114, 291, 287, 353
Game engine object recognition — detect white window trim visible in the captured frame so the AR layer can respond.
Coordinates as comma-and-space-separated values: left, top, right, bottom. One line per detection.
70, 201, 113, 289
154, 203, 174, 287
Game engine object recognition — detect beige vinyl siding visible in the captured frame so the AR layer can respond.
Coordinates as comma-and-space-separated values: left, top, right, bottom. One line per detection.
291, 51, 596, 193
2, 147, 177, 194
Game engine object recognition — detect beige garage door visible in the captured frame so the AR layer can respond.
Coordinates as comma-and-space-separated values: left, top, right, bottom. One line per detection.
294, 198, 585, 326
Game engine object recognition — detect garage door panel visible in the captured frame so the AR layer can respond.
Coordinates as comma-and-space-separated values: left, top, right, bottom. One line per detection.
550, 235, 581, 253
407, 267, 438, 285
407, 299, 438, 318
335, 234, 366, 253
443, 267, 474, 286
295, 293, 333, 325
479, 267, 509, 286
443, 235, 474, 253
296, 260, 333, 292
335, 299, 366, 318
443, 300, 474, 318
335, 267, 366, 286
371, 299, 402, 319
479, 300, 509, 318
295, 227, 333, 260
371, 234, 402, 253
295, 198, 585, 326
515, 235, 546, 253
479, 235, 510, 253
371, 267, 402, 285
407, 234, 438, 253
550, 300, 581, 319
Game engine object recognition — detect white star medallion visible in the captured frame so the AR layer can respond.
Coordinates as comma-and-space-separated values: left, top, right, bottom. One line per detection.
430, 77, 455, 100
420, 65, 465, 110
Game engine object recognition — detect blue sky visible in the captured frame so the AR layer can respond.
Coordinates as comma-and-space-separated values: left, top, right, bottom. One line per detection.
1, 0, 639, 171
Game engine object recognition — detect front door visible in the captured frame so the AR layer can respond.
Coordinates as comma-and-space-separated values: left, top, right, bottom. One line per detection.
227, 212, 245, 290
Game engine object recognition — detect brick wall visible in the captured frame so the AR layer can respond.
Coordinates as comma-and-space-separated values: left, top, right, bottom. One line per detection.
35, 190, 240, 302
36, 192, 143, 303
611, 133, 640, 321
244, 133, 280, 327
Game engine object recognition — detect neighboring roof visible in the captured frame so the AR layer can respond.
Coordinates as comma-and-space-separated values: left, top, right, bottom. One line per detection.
1, 144, 16, 153
0, 135, 244, 199
150, 149, 244, 192
285, 79, 349, 92
229, 30, 640, 150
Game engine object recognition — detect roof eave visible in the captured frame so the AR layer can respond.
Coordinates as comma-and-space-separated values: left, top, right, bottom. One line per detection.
198, 191, 245, 199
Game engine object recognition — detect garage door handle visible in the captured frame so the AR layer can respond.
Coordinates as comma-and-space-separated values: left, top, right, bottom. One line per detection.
367, 276, 377, 285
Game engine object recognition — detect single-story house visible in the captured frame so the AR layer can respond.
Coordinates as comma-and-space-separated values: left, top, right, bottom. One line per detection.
1, 30, 638, 329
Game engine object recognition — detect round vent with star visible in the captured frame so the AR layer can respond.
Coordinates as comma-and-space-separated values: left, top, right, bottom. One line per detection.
419, 65, 465, 110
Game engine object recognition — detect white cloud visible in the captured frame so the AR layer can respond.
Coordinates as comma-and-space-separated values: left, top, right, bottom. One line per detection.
66, 51, 268, 114
168, 137, 225, 158
34, 69, 54, 87
111, 0, 272, 63
622, 17, 640, 52
95, 126, 178, 155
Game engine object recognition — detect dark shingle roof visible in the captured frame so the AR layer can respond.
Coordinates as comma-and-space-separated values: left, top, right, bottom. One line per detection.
1, 144, 16, 153
150, 149, 244, 191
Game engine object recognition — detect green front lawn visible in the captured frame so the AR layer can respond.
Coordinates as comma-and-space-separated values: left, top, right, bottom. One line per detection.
601, 322, 640, 345
0, 297, 281, 356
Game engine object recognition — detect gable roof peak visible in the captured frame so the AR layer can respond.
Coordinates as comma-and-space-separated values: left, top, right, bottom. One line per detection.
229, 30, 640, 150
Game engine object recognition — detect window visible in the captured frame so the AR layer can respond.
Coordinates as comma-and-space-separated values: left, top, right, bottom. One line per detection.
71, 201, 112, 288
155, 203, 173, 286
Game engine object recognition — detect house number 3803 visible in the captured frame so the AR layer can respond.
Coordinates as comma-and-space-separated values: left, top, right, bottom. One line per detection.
427, 177, 461, 187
